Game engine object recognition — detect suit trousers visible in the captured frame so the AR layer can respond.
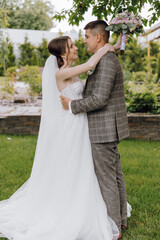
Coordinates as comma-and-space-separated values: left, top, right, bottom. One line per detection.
91, 142, 127, 230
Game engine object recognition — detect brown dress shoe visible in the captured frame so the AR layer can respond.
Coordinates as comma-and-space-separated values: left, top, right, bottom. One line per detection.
117, 232, 122, 239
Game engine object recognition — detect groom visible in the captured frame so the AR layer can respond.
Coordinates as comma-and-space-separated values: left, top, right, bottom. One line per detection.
61, 20, 129, 238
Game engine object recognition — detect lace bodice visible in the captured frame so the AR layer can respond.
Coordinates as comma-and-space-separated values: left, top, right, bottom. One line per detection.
60, 80, 85, 100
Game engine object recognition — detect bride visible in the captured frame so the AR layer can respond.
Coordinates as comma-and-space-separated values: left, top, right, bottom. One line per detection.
0, 35, 126, 240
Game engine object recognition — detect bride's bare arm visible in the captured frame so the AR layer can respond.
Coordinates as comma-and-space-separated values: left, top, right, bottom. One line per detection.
56, 44, 115, 82
113, 34, 122, 51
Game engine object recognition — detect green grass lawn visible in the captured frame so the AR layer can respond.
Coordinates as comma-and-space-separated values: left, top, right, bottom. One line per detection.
0, 135, 160, 239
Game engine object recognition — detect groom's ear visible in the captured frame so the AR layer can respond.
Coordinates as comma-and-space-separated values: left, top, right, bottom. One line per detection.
96, 33, 102, 43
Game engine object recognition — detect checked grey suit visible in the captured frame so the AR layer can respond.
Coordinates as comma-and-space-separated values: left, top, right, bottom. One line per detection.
71, 52, 129, 230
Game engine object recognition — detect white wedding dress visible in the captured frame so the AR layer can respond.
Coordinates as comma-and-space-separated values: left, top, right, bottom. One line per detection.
0, 56, 128, 240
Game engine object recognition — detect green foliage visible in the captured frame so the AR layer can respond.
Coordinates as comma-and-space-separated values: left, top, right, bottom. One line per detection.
53, 0, 160, 27
157, 54, 160, 83
18, 65, 42, 95
5, 41, 16, 69
131, 71, 148, 83
18, 65, 39, 82
6, 66, 18, 77
14, 37, 50, 68
150, 41, 160, 58
153, 84, 160, 114
37, 38, 50, 67
0, 39, 9, 75
118, 37, 147, 72
28, 75, 42, 95
125, 80, 158, 114
0, 8, 11, 75
5, 66, 18, 84
5, 0, 54, 30
128, 91, 157, 113
0, 6, 8, 29
19, 37, 39, 66
123, 69, 132, 82
0, 64, 4, 76
8, 42, 15, 62
2, 77, 15, 94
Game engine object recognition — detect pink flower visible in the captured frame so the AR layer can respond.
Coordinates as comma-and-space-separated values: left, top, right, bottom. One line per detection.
109, 11, 143, 33
121, 18, 129, 21
117, 20, 123, 24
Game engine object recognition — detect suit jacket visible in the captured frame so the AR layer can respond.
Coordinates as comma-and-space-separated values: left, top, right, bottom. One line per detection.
71, 52, 129, 143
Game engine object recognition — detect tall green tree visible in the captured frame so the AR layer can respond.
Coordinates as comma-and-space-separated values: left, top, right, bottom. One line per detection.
0, 7, 8, 28
0, 2, 8, 39
150, 41, 159, 58
54, 0, 160, 27
7, 42, 16, 67
0, 39, 16, 75
37, 38, 50, 67
0, 5, 9, 75
19, 36, 39, 66
0, 40, 9, 75
5, 0, 54, 30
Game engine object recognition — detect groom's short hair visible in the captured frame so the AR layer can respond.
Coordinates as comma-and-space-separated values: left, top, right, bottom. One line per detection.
84, 20, 110, 43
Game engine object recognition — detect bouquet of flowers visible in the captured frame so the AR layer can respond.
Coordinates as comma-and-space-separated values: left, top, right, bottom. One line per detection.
106, 11, 144, 55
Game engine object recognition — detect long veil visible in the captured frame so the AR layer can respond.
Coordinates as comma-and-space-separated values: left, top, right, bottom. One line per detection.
41, 55, 61, 123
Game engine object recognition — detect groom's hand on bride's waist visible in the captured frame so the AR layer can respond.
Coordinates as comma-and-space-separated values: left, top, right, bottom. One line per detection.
60, 96, 71, 110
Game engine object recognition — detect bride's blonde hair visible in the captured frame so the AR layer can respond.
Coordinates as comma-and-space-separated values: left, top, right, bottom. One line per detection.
48, 36, 70, 68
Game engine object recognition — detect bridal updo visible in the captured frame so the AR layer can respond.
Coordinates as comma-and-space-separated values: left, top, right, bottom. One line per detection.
48, 36, 70, 68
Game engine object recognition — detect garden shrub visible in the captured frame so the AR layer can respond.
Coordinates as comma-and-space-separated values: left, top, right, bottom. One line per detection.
2, 77, 15, 95
125, 81, 158, 113
18, 66, 42, 95
123, 70, 132, 82
6, 66, 18, 78
154, 84, 160, 114
37, 38, 50, 67
18, 66, 39, 82
28, 75, 42, 95
131, 71, 148, 84
128, 91, 157, 113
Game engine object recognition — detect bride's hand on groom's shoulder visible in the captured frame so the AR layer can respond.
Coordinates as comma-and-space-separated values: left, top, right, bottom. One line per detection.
104, 43, 115, 54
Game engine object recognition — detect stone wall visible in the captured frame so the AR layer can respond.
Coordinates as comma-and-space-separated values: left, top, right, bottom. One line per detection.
127, 114, 160, 141
0, 115, 40, 135
0, 114, 160, 141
